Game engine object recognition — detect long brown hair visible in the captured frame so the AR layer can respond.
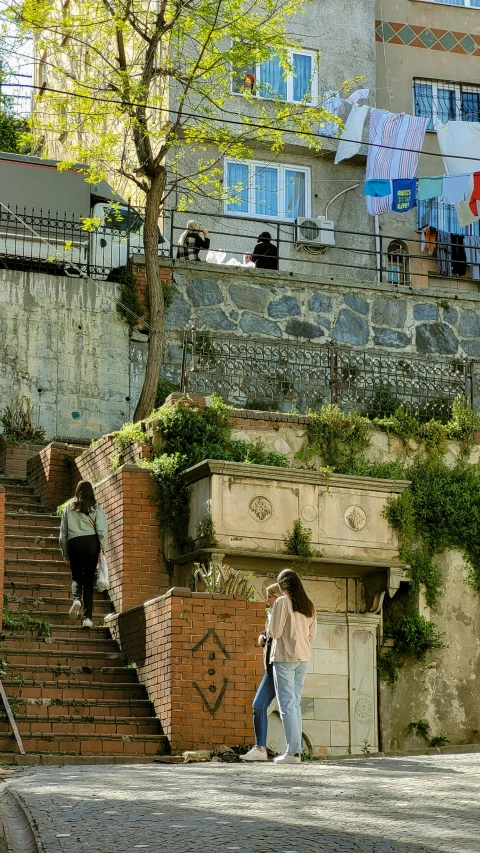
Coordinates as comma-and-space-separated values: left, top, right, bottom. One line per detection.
72, 480, 96, 515
277, 569, 315, 618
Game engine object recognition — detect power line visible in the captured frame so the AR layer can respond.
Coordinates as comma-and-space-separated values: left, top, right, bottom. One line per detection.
3, 79, 480, 164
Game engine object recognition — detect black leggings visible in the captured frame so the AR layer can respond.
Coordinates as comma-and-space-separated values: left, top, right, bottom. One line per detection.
68, 535, 99, 620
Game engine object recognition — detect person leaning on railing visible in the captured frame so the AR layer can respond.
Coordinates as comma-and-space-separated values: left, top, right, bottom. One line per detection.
251, 231, 279, 270
176, 220, 210, 261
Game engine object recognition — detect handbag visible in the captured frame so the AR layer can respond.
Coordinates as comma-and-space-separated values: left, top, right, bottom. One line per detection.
86, 512, 110, 592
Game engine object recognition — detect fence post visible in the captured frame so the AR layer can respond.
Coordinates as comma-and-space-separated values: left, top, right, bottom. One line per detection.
329, 344, 338, 405
169, 210, 175, 259
469, 359, 479, 413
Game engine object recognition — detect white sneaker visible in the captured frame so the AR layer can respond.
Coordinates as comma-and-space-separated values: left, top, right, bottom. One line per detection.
273, 753, 301, 764
69, 599, 81, 620
240, 747, 268, 762
82, 618, 93, 629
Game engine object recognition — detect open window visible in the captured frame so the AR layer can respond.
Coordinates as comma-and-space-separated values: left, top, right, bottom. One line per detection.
231, 49, 317, 104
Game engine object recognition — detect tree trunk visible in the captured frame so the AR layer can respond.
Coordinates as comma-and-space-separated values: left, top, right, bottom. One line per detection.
133, 170, 166, 421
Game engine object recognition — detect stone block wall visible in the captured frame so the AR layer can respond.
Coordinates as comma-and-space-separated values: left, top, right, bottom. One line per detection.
109, 588, 265, 752
95, 465, 169, 614
156, 260, 480, 405
0, 441, 47, 479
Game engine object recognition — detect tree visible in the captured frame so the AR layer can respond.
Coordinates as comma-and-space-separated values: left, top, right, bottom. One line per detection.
7, 0, 352, 420
0, 92, 30, 152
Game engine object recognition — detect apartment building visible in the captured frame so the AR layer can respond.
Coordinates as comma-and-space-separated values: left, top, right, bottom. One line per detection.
376, 0, 480, 291
169, 0, 377, 280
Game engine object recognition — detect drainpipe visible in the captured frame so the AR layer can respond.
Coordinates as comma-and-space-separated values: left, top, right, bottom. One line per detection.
375, 214, 382, 283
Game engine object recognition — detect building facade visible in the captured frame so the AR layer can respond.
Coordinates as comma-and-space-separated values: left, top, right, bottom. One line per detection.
376, 0, 480, 293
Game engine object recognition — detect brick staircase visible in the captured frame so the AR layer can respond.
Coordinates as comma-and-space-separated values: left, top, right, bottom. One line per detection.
0, 477, 167, 764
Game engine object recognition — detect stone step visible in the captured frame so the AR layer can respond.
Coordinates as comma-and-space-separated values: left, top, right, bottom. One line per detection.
6, 514, 60, 529
2, 634, 119, 654
6, 496, 43, 510
2, 485, 36, 498
5, 532, 61, 545
4, 579, 108, 601
3, 663, 137, 684
5, 597, 113, 616
6, 546, 63, 561
10, 698, 154, 719
4, 647, 126, 668
0, 716, 160, 737
6, 559, 72, 573
4, 569, 72, 584
0, 476, 29, 486
0, 753, 165, 766
4, 678, 146, 700
0, 732, 166, 756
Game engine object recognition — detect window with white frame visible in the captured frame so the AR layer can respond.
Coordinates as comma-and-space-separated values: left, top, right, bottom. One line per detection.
224, 160, 310, 221
415, 1, 480, 7
231, 49, 317, 104
414, 78, 480, 130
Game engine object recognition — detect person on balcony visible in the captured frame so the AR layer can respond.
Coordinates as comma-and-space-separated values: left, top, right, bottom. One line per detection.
268, 569, 317, 764
177, 220, 210, 261
251, 231, 279, 270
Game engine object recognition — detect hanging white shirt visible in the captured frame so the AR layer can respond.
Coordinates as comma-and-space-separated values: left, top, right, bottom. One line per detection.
436, 121, 480, 226
344, 88, 369, 105
334, 104, 369, 164
321, 90, 342, 137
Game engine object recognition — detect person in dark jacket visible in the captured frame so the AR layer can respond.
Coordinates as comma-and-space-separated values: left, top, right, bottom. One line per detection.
176, 220, 210, 261
251, 231, 279, 270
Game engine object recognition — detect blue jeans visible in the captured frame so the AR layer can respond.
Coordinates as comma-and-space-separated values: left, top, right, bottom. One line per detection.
252, 671, 276, 748
273, 661, 309, 755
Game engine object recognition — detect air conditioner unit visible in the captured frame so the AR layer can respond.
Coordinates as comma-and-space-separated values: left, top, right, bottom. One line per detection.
295, 216, 335, 248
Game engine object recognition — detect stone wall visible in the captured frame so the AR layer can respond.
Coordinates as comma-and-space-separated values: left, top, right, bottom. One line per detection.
108, 588, 265, 753
160, 260, 480, 405
0, 441, 47, 479
0, 270, 147, 440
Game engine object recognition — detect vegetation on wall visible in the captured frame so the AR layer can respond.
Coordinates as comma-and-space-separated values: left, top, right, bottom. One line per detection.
284, 519, 316, 559
0, 396, 46, 444
146, 397, 288, 549
303, 396, 480, 687
193, 561, 255, 599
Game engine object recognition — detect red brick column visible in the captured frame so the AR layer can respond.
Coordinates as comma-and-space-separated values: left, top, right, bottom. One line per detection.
27, 442, 87, 510
110, 588, 265, 752
96, 464, 169, 614
0, 487, 4, 627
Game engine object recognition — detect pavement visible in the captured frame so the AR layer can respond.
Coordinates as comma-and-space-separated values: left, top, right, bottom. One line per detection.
3, 754, 480, 853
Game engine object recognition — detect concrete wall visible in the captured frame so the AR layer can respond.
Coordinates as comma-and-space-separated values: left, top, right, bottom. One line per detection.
0, 269, 146, 439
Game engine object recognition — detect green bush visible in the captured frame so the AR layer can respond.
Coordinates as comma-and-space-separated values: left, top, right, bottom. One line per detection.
384, 612, 444, 663
284, 519, 314, 559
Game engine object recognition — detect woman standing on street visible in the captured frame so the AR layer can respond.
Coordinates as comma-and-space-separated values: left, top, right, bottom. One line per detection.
241, 582, 283, 762
59, 480, 108, 629
269, 569, 316, 764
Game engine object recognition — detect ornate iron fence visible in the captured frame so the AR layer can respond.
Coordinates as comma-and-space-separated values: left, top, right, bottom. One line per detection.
180, 330, 474, 420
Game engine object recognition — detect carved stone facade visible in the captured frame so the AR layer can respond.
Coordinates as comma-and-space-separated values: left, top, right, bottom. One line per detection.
176, 459, 408, 756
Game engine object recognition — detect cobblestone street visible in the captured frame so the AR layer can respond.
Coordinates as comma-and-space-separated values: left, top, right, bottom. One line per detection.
4, 754, 480, 853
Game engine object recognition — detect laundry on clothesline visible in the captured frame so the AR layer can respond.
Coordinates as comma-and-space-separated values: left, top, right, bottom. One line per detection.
344, 88, 369, 105
363, 179, 391, 197
441, 174, 472, 205
392, 178, 416, 212
364, 109, 427, 215
334, 103, 369, 164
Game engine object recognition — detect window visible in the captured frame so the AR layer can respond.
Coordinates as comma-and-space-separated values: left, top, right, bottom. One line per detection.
417, 199, 480, 236
414, 79, 480, 130
387, 241, 410, 287
224, 160, 310, 221
415, 0, 480, 7
231, 50, 317, 104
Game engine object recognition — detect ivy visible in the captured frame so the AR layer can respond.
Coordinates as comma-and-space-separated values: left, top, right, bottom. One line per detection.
384, 458, 480, 594
307, 405, 370, 470
378, 613, 445, 687
112, 421, 147, 452
3, 596, 51, 638
116, 267, 144, 328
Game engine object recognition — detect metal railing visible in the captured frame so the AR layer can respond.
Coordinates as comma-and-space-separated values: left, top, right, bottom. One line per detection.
180, 329, 474, 419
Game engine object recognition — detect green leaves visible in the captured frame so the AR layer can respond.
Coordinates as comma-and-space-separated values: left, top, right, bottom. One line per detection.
307, 405, 370, 471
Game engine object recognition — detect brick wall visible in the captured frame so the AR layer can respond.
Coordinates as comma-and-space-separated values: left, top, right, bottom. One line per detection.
109, 588, 265, 752
96, 465, 169, 614
130, 262, 173, 316
0, 487, 4, 626
0, 441, 47, 479
27, 442, 88, 510
72, 435, 152, 491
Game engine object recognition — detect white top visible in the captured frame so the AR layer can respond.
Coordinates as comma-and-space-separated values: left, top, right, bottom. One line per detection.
268, 595, 317, 663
